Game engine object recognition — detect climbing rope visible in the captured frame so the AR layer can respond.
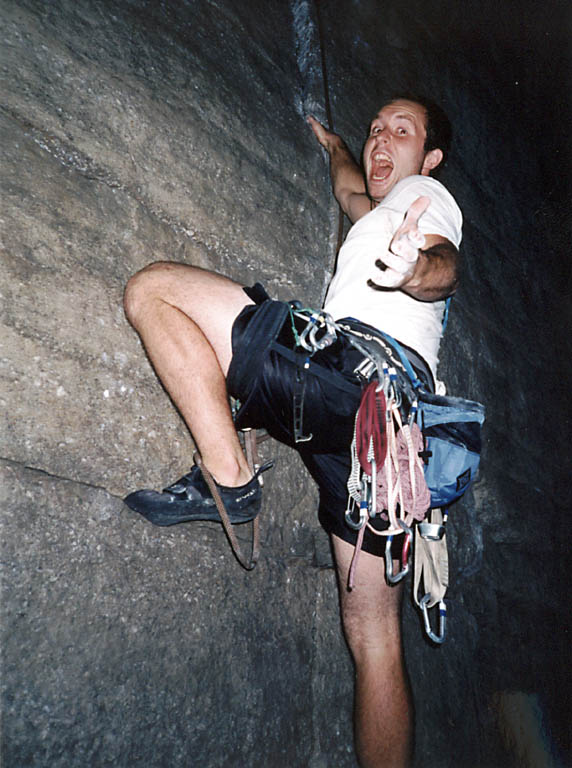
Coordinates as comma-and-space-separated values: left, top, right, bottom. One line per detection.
345, 391, 430, 589
313, 0, 346, 256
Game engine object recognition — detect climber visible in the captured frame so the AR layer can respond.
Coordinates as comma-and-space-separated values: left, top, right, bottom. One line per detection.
122, 95, 462, 768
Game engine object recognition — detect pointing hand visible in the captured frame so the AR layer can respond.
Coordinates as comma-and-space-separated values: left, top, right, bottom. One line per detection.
368, 196, 430, 290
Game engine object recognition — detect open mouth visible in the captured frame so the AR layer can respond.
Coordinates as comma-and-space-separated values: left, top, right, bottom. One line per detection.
370, 152, 393, 182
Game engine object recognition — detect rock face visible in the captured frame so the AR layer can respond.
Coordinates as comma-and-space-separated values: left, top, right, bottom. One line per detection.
2, 1, 570, 766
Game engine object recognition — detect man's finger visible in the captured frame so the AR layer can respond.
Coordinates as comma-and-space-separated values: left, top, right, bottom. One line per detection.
402, 195, 431, 229
378, 249, 414, 273
406, 229, 426, 249
307, 115, 327, 144
389, 195, 429, 259
389, 236, 420, 263
367, 269, 404, 289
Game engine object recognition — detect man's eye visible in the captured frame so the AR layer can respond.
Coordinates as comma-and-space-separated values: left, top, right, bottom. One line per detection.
396, 127, 408, 135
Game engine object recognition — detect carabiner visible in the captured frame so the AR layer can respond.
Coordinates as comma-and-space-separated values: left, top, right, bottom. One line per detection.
388, 368, 401, 408
297, 311, 337, 352
397, 518, 413, 564
382, 363, 390, 396
370, 460, 377, 517
385, 533, 412, 585
308, 313, 336, 350
297, 313, 319, 352
420, 594, 447, 644
408, 399, 418, 427
397, 518, 413, 537
345, 498, 368, 530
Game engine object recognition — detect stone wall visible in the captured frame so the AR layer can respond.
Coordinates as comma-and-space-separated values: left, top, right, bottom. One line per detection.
2, 0, 570, 766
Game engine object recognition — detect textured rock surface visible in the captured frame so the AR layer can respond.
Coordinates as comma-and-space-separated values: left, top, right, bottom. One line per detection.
2, 0, 570, 766
1, 459, 353, 767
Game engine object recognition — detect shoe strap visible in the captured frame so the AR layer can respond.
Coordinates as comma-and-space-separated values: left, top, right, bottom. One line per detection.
193, 437, 273, 571
163, 468, 197, 495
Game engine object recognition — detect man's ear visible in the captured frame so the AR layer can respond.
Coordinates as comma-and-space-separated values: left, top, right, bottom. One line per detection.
421, 148, 443, 175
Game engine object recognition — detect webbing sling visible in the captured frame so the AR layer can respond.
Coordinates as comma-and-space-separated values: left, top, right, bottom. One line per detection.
195, 429, 270, 571
414, 508, 448, 643
370, 327, 425, 391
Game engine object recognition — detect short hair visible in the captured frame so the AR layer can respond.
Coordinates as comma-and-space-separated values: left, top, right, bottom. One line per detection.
386, 93, 453, 170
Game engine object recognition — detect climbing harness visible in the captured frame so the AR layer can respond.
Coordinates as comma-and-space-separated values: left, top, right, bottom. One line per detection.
228, 297, 483, 642
287, 305, 484, 644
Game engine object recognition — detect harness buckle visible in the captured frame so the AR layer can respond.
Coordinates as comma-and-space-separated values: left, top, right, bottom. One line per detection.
420, 595, 447, 644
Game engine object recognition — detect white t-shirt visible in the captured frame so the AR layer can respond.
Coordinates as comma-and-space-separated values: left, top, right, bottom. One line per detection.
323, 175, 462, 378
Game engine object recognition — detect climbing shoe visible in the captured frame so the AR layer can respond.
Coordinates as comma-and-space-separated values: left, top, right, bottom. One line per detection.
124, 461, 273, 526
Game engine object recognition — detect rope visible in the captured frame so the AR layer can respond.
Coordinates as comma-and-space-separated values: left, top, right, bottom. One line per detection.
314, 0, 345, 256
314, 0, 333, 131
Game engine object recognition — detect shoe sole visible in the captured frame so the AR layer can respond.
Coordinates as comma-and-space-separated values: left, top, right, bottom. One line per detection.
124, 492, 257, 526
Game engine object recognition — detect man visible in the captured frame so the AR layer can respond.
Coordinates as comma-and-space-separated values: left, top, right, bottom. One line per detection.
123, 96, 462, 768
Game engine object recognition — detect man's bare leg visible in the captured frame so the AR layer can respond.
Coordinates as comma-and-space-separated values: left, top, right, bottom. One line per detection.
123, 261, 253, 486
331, 534, 413, 768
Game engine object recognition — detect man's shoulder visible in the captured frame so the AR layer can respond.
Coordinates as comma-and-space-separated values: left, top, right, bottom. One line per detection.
383, 175, 461, 219
382, 175, 463, 246
384, 175, 455, 204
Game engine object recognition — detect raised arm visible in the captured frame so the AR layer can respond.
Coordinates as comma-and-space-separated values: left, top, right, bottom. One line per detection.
307, 116, 372, 223
368, 196, 459, 301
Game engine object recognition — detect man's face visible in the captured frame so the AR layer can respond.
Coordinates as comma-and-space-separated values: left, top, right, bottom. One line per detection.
363, 99, 433, 201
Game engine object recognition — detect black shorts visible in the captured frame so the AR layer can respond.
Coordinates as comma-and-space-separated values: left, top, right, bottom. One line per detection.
226, 283, 433, 557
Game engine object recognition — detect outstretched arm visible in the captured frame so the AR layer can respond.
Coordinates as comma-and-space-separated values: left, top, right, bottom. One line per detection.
368, 196, 459, 301
307, 116, 371, 223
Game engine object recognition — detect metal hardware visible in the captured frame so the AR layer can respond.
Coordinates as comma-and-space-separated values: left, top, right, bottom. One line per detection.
420, 595, 447, 644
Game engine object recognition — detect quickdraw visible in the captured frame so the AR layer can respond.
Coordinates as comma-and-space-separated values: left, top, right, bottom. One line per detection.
414, 508, 449, 643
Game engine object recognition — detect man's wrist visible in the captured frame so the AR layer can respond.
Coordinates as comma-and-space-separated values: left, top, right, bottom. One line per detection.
403, 243, 458, 300
327, 134, 350, 157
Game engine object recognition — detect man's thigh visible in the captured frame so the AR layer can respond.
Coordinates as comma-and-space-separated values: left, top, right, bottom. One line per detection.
136, 262, 254, 374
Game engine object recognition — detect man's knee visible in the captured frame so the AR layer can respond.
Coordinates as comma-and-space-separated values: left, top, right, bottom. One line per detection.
123, 261, 180, 325
332, 535, 403, 659
341, 594, 402, 662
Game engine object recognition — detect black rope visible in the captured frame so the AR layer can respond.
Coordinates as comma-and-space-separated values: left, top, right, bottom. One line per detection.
314, 0, 333, 131
313, 0, 345, 254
